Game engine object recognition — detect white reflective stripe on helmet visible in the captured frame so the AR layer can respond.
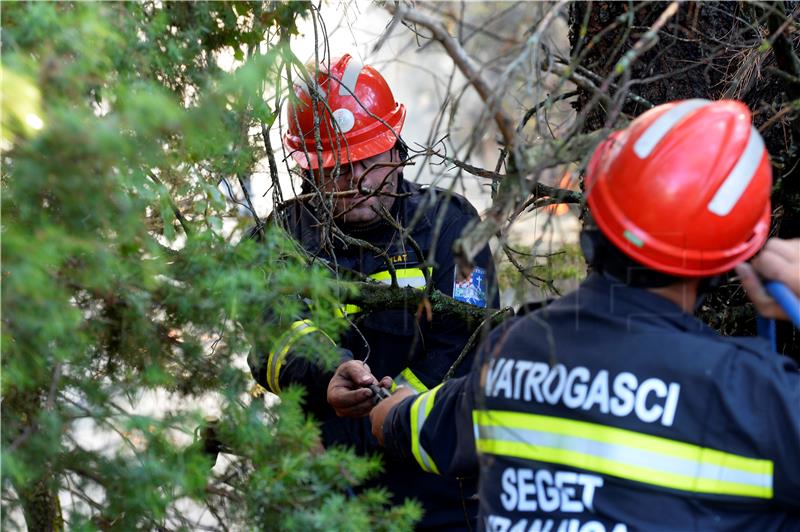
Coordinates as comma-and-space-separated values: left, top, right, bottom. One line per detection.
707, 126, 765, 216
338, 57, 363, 96
633, 99, 711, 159
295, 78, 327, 100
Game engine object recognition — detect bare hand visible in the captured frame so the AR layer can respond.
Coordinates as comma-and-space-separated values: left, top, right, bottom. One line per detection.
369, 387, 415, 445
327, 360, 392, 418
736, 238, 800, 320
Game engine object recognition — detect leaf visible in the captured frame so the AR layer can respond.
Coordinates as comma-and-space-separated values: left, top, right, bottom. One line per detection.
0, 67, 44, 146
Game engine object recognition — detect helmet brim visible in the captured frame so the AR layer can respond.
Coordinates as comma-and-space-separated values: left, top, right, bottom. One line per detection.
588, 191, 771, 277
289, 107, 406, 170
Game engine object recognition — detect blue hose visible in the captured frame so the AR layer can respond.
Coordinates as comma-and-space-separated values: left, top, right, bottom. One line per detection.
756, 281, 798, 351
764, 281, 800, 329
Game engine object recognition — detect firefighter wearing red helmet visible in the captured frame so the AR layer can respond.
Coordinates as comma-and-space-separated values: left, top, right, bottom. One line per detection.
345, 100, 800, 530
283, 54, 406, 171
248, 54, 497, 530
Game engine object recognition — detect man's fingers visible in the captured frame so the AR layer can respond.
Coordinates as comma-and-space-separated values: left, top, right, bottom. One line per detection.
751, 239, 800, 294
735, 263, 787, 320
337, 400, 375, 417
379, 376, 393, 389
751, 253, 790, 285
737, 263, 770, 302
330, 386, 376, 417
339, 360, 378, 387
762, 238, 800, 262
333, 386, 373, 406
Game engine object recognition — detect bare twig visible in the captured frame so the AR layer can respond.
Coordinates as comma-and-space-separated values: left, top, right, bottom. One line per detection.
759, 97, 800, 132
330, 227, 399, 287
571, 1, 680, 134
385, 2, 518, 156
147, 172, 193, 237
441, 156, 584, 205
236, 174, 261, 229
765, 2, 800, 100
442, 306, 513, 382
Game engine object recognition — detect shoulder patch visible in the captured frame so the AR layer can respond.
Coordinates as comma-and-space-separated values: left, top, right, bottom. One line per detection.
453, 266, 487, 308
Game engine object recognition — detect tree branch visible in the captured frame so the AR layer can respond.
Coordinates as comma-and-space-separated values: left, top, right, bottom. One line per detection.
147, 172, 193, 237
442, 156, 584, 205
346, 282, 506, 327
385, 2, 518, 155
766, 1, 800, 101
443, 306, 514, 381
453, 128, 607, 264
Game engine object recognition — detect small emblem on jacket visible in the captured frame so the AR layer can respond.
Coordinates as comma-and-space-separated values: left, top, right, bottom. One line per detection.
453, 266, 487, 308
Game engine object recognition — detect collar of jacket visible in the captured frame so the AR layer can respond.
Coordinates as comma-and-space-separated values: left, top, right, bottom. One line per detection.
560, 273, 720, 336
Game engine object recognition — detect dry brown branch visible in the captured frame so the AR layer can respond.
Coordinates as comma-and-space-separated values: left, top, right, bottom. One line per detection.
452, 128, 606, 265
146, 171, 193, 237
574, 1, 680, 132
385, 2, 519, 157
440, 156, 583, 205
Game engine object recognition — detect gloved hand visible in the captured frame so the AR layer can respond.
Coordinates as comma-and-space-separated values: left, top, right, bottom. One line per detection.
370, 386, 415, 445
327, 360, 392, 417
736, 238, 800, 320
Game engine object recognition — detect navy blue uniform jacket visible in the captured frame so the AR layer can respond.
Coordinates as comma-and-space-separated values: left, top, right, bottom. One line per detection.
384, 273, 800, 531
250, 178, 498, 530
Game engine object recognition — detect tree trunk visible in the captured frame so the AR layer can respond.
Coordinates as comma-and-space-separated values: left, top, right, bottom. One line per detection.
4, 388, 63, 531
18, 480, 63, 532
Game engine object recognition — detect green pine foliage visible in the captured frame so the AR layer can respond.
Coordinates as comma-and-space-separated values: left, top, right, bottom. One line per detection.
498, 243, 587, 302
1, 2, 421, 529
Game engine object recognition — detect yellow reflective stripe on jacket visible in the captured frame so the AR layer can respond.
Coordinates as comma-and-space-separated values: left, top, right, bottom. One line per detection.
410, 383, 444, 474
334, 268, 433, 316
391, 368, 429, 394
370, 267, 432, 289
267, 320, 331, 395
473, 410, 773, 499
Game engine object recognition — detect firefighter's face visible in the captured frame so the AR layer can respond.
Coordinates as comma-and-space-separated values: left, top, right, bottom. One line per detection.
320, 148, 400, 225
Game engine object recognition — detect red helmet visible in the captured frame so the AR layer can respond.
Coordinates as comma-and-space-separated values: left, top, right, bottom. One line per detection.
284, 54, 406, 170
585, 99, 772, 277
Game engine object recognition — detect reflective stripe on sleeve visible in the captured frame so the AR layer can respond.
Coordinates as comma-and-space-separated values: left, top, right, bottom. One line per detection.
266, 320, 333, 395
333, 268, 432, 316
473, 410, 773, 499
410, 383, 444, 474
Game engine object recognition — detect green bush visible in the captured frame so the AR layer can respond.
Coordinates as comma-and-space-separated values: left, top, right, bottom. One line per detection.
1, 3, 420, 529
